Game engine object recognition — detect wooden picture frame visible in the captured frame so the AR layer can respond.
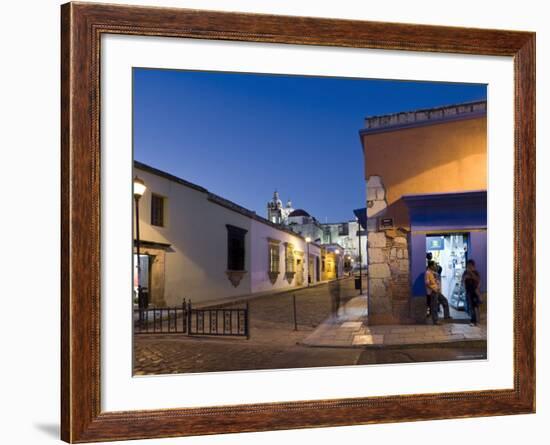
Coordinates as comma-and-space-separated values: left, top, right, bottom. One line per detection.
61, 2, 535, 442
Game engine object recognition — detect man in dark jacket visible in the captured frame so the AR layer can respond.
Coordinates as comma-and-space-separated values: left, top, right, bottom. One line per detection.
462, 259, 481, 326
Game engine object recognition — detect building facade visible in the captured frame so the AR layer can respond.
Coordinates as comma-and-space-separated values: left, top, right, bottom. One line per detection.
267, 194, 367, 270
267, 191, 294, 225
133, 162, 339, 307
321, 220, 366, 268
359, 101, 488, 324
286, 208, 325, 243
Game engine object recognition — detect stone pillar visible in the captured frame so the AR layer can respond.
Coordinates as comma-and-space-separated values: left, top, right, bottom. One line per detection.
386, 230, 411, 322
367, 229, 411, 324
366, 176, 387, 231
366, 176, 412, 324
367, 231, 391, 318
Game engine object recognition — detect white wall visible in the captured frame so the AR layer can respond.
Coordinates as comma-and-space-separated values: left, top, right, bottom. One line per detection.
136, 166, 324, 304
135, 167, 254, 304
250, 219, 322, 292
1, 1, 547, 445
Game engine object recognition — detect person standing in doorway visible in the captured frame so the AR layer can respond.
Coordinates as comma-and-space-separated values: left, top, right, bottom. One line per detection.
425, 261, 440, 324
425, 252, 434, 317
434, 261, 448, 317
425, 261, 451, 324
462, 259, 481, 326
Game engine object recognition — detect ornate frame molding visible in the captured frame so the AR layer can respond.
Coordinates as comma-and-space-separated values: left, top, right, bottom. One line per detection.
61, 2, 535, 442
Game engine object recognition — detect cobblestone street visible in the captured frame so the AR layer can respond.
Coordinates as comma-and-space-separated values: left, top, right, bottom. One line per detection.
228, 277, 359, 334
134, 277, 486, 375
134, 278, 363, 374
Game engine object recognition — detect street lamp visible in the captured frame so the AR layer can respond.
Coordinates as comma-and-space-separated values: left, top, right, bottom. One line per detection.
305, 236, 312, 286
356, 216, 363, 295
134, 176, 147, 309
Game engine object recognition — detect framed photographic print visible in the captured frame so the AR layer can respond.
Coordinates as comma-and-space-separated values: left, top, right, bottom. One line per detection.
61, 2, 535, 442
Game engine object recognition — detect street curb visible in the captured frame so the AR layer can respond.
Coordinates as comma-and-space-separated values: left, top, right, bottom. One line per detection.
298, 339, 487, 350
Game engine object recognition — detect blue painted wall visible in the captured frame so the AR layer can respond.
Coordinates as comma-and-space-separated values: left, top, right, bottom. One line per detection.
411, 233, 428, 297
468, 231, 487, 293
406, 191, 487, 298
405, 192, 486, 232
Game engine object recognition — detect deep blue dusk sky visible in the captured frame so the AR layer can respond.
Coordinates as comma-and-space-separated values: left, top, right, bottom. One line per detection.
133, 69, 486, 222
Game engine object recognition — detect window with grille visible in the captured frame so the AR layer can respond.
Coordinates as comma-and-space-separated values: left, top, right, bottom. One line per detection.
150, 194, 165, 227
226, 225, 247, 271
285, 243, 295, 273
268, 240, 280, 274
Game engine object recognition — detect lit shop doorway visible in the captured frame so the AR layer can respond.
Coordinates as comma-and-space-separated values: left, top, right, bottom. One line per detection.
426, 234, 469, 319
308, 254, 315, 284
133, 254, 150, 306
296, 258, 304, 286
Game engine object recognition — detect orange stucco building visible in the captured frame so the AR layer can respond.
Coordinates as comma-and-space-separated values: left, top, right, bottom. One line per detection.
363, 115, 487, 206
359, 101, 487, 324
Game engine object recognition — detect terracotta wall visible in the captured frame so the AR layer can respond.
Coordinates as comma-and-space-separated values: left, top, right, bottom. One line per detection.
362, 117, 487, 205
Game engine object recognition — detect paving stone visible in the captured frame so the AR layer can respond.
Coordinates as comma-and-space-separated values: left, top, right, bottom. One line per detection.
389, 327, 412, 333
340, 321, 363, 329
353, 334, 384, 345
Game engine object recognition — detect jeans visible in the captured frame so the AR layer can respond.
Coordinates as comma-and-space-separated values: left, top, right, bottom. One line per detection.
466, 290, 479, 324
430, 292, 450, 323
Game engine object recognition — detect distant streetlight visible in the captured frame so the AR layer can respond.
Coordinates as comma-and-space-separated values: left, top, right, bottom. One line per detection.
356, 216, 363, 295
134, 176, 147, 309
305, 236, 312, 286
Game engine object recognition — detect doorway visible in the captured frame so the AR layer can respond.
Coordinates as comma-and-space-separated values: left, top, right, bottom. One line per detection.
308, 254, 315, 284
315, 256, 320, 282
133, 253, 150, 305
296, 258, 304, 286
426, 233, 469, 318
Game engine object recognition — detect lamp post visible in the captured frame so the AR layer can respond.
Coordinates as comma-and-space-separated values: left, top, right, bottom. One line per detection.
305, 237, 312, 286
356, 216, 363, 295
133, 176, 147, 309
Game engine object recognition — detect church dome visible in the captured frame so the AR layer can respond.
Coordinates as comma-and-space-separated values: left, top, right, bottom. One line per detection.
270, 190, 283, 209
289, 209, 310, 217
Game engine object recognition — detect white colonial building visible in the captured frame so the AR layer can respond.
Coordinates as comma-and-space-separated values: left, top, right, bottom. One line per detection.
133, 162, 343, 307
266, 192, 367, 271
266, 191, 294, 225
321, 220, 366, 264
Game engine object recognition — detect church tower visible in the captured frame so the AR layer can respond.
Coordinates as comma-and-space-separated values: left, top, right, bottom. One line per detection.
267, 191, 293, 224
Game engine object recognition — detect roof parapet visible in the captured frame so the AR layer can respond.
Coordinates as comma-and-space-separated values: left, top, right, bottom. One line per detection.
362, 100, 487, 135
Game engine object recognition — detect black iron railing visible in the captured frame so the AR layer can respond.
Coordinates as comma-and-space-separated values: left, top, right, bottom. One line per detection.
187, 301, 249, 338
134, 299, 249, 339
134, 301, 188, 334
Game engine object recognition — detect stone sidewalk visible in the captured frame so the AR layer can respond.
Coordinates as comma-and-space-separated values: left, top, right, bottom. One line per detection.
300, 295, 486, 348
